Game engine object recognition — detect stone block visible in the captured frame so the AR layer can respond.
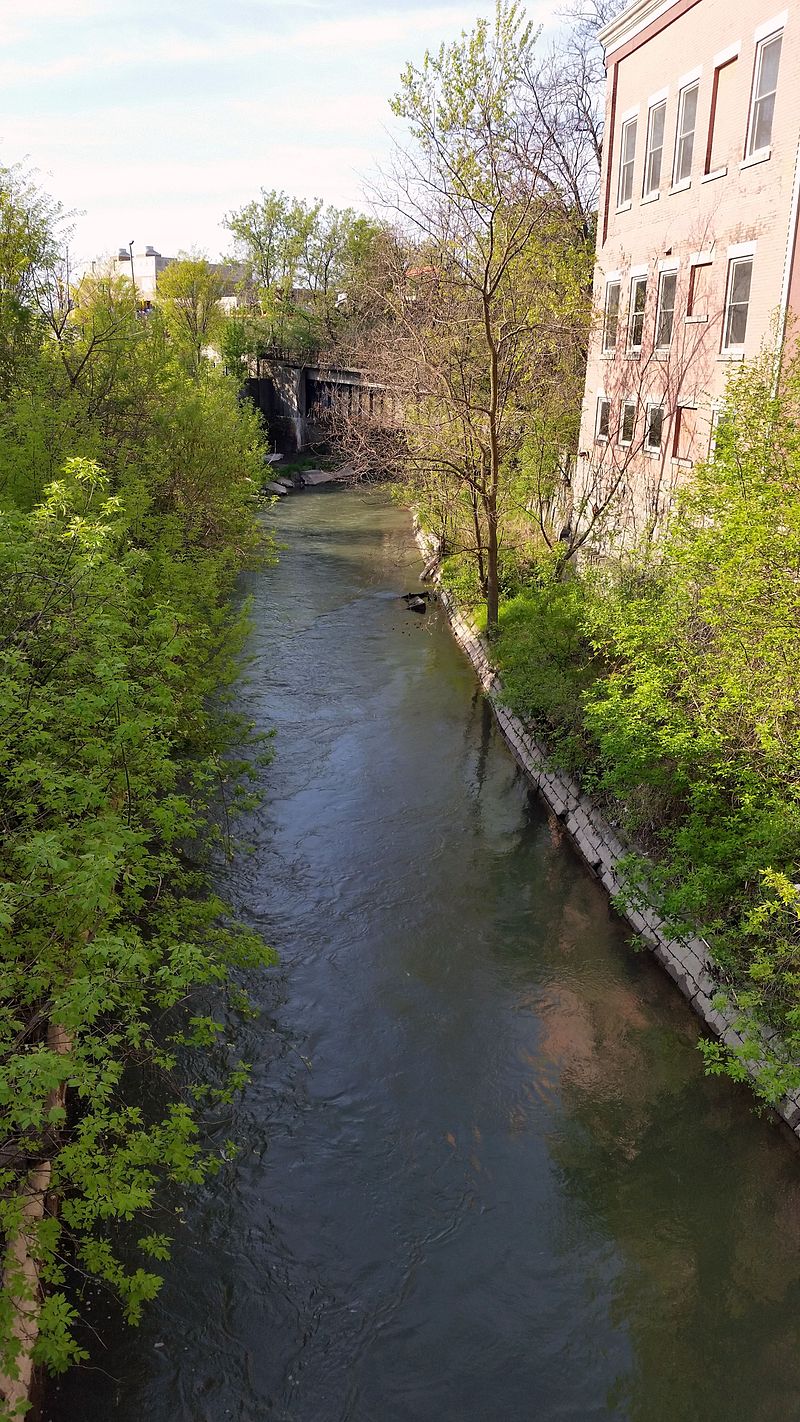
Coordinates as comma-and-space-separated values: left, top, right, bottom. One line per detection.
689, 992, 712, 1022
628, 910, 649, 936
693, 969, 718, 1000
705, 1008, 730, 1036
600, 867, 620, 895
597, 842, 619, 873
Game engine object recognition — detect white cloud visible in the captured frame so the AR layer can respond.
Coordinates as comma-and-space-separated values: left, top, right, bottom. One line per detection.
0, 5, 479, 85
0, 0, 103, 43
1, 0, 561, 261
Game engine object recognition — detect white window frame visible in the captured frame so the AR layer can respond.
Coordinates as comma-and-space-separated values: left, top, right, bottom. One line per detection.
602, 278, 621, 353
595, 395, 611, 442
745, 29, 783, 158
644, 402, 664, 453
619, 399, 637, 447
617, 116, 637, 207
628, 274, 647, 352
673, 82, 699, 186
642, 98, 667, 197
721, 253, 754, 353
655, 267, 678, 349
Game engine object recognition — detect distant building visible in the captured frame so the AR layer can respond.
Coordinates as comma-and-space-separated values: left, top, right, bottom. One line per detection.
112, 245, 172, 304
576, 0, 799, 549
110, 246, 246, 312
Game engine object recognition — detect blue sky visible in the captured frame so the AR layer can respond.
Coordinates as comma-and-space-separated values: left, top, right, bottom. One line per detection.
1, 0, 557, 267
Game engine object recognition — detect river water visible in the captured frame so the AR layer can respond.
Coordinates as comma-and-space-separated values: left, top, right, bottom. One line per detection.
56, 487, 800, 1422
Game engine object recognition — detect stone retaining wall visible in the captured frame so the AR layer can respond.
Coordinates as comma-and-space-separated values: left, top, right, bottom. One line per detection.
415, 526, 800, 1142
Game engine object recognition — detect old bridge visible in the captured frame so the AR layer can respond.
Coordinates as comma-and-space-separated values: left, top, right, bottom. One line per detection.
246, 355, 397, 452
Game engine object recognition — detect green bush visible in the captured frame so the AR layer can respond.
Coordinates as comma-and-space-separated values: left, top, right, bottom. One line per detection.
0, 164, 278, 1403
460, 348, 800, 1100
494, 571, 600, 770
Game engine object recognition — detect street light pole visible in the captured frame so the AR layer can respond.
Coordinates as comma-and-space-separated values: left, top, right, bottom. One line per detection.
128, 239, 137, 308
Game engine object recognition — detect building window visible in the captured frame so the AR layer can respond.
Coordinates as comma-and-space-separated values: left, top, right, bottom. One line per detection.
619, 400, 636, 446
746, 32, 782, 156
672, 405, 698, 463
673, 83, 699, 183
602, 280, 621, 352
655, 270, 678, 348
687, 260, 712, 318
645, 403, 664, 452
628, 275, 647, 351
705, 57, 737, 174
618, 117, 637, 205
596, 396, 610, 441
722, 255, 753, 350
643, 101, 667, 196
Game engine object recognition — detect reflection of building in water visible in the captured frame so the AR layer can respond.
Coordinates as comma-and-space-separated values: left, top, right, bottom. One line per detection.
540, 959, 800, 1421
577, 0, 800, 551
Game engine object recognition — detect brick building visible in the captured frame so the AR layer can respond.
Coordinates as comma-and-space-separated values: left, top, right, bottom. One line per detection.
576, 0, 800, 548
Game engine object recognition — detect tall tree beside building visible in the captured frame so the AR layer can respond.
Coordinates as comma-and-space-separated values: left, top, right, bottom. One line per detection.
354, 1, 591, 630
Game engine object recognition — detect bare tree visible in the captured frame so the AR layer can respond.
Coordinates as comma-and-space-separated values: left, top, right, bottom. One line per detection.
338, 3, 593, 631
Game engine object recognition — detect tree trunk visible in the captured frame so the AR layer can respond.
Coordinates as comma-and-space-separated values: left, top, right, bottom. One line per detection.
481, 287, 501, 635
486, 494, 499, 632
470, 484, 487, 596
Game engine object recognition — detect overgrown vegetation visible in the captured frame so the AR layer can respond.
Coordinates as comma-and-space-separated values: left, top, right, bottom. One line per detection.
488, 348, 800, 1102
0, 162, 275, 1410
221, 189, 384, 362
327, 1, 611, 628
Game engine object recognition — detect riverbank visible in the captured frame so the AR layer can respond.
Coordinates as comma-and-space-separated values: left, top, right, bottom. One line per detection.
414, 523, 800, 1143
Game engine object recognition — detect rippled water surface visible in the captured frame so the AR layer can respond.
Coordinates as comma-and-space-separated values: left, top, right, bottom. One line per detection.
56, 488, 800, 1422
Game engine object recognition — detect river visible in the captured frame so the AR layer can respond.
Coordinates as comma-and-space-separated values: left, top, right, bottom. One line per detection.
54, 487, 800, 1422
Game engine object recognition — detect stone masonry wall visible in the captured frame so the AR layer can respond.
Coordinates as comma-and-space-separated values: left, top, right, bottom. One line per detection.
414, 525, 800, 1143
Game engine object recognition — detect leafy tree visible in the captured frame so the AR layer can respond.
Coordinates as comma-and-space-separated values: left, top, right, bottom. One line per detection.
0, 159, 275, 1411
156, 252, 226, 377
494, 343, 800, 1102
302, 207, 382, 339
223, 190, 383, 359
0, 458, 273, 1406
225, 188, 319, 302
0, 163, 66, 399
360, 0, 591, 631
223, 188, 320, 348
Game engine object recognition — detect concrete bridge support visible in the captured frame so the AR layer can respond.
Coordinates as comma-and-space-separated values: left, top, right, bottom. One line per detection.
246, 358, 392, 453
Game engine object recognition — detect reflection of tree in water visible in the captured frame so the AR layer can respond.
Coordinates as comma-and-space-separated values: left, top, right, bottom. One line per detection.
536, 959, 800, 1422
467, 688, 495, 795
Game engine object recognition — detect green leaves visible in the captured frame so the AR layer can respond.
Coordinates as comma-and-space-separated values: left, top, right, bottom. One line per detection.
489, 346, 800, 1103
0, 337, 276, 1395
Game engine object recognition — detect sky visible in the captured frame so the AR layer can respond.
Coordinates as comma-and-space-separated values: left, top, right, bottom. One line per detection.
1, 0, 559, 270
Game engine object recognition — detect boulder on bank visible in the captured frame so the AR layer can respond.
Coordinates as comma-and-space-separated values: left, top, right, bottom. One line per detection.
403, 592, 428, 614
300, 465, 358, 487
